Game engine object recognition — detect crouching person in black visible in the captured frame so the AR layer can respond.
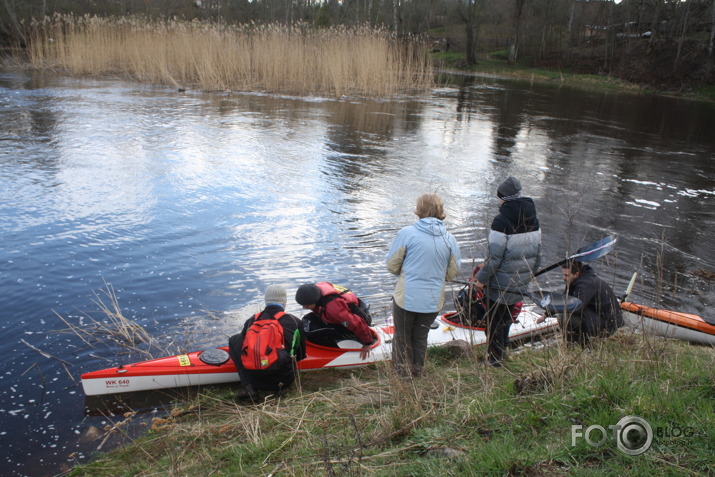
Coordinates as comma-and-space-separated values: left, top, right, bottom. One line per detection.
538, 260, 623, 345
228, 285, 306, 401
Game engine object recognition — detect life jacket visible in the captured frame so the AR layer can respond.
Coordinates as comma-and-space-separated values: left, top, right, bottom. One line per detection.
454, 285, 488, 327
240, 311, 288, 371
316, 283, 372, 326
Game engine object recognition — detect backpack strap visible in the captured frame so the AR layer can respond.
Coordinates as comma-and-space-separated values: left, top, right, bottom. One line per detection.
290, 327, 300, 357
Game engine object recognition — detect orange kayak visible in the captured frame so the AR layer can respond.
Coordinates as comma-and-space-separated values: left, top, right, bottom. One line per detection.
621, 302, 715, 346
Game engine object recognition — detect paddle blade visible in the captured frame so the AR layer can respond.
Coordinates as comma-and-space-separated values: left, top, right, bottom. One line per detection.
534, 235, 617, 277
572, 235, 617, 262
528, 291, 582, 314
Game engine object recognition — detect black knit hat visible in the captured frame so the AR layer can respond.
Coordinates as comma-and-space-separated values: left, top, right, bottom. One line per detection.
295, 283, 321, 306
497, 176, 522, 201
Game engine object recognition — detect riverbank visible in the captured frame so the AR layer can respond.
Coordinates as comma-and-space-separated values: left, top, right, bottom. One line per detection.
69, 331, 713, 476
7, 18, 713, 102
433, 52, 715, 103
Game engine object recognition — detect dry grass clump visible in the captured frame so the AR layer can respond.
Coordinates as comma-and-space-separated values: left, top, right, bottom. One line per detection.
25, 15, 433, 97
55, 280, 160, 358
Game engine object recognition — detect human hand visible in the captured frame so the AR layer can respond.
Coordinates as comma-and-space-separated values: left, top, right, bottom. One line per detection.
535, 314, 547, 324
359, 344, 371, 360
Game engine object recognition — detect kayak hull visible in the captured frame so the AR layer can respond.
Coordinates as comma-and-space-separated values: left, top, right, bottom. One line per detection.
81, 308, 558, 396
621, 302, 715, 346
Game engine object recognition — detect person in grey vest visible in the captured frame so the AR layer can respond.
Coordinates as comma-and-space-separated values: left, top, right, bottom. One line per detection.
472, 177, 541, 367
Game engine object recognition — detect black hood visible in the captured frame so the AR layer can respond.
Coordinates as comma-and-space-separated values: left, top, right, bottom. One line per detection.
494, 197, 540, 234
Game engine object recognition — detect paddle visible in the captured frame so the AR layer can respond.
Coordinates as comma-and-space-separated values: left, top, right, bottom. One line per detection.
453, 235, 617, 287
534, 235, 617, 277
621, 272, 638, 302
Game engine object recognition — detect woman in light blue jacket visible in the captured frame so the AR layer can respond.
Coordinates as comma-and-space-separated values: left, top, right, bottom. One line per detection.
386, 193, 461, 378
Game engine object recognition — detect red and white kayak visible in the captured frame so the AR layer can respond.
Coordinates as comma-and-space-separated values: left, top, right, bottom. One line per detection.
621, 301, 715, 346
80, 307, 558, 396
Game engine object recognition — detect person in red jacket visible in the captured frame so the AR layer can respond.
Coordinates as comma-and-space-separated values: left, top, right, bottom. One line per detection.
295, 282, 373, 360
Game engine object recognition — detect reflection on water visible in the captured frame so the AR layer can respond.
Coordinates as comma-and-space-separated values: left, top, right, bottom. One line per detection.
1, 69, 714, 476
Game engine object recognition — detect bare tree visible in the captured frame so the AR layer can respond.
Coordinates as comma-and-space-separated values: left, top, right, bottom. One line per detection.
455, 0, 481, 65
508, 0, 526, 63
710, 0, 715, 58
674, 0, 691, 71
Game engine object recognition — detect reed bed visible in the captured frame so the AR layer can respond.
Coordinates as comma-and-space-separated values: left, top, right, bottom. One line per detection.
26, 15, 433, 97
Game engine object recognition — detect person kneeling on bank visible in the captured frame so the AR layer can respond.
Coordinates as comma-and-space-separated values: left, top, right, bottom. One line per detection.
295, 282, 373, 360
228, 285, 306, 401
537, 260, 623, 345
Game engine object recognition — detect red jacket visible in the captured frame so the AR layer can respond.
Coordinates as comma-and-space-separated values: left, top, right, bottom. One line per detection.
315, 282, 373, 345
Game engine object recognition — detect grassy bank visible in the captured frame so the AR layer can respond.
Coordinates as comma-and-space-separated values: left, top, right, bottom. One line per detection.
433, 52, 647, 94
70, 331, 714, 476
22, 16, 432, 97
433, 51, 715, 103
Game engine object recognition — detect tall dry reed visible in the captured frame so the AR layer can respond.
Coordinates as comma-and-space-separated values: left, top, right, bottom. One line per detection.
26, 15, 433, 97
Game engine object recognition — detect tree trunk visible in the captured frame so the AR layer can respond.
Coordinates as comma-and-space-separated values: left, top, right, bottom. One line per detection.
710, 0, 715, 57
393, 0, 401, 34
508, 0, 527, 64
673, 0, 691, 74
647, 0, 662, 55
464, 0, 480, 65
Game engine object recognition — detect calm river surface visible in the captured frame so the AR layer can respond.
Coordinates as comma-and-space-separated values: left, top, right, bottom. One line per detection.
1, 69, 714, 476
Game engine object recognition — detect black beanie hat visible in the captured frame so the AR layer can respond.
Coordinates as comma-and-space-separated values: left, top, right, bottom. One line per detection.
295, 283, 321, 306
497, 176, 522, 201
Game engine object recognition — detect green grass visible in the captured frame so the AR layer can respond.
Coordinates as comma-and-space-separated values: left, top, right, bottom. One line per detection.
70, 332, 714, 476
693, 84, 715, 102
432, 50, 646, 94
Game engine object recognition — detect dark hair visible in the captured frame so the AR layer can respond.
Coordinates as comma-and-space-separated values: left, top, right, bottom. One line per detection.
563, 260, 586, 274
295, 283, 321, 305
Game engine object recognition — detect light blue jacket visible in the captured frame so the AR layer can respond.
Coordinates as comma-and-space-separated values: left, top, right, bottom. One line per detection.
386, 218, 461, 313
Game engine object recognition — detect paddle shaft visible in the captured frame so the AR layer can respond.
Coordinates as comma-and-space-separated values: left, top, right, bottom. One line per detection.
534, 258, 571, 277
535, 235, 617, 277
454, 235, 617, 287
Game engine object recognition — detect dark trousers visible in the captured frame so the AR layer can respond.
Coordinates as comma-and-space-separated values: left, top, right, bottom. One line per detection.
391, 302, 438, 377
484, 297, 514, 363
302, 312, 359, 347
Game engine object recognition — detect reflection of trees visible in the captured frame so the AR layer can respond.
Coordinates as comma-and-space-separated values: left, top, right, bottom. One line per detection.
489, 87, 528, 162
320, 98, 425, 194
455, 74, 476, 121
1, 71, 60, 173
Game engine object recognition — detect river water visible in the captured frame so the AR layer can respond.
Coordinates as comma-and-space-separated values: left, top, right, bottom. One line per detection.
1, 69, 714, 476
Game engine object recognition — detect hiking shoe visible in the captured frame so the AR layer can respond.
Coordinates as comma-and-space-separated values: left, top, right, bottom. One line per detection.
487, 358, 503, 368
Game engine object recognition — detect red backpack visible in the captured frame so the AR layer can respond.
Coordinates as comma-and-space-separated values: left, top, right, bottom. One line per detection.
240, 311, 287, 371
